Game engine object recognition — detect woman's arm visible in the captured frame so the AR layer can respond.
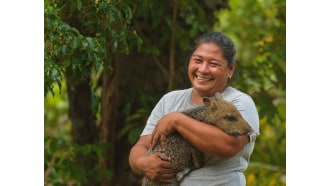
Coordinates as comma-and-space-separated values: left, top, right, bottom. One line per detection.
128, 135, 177, 183
151, 112, 249, 158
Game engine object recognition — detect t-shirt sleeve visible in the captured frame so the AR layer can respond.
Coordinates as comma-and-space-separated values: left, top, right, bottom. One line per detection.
140, 96, 166, 136
231, 94, 260, 141
139, 89, 191, 136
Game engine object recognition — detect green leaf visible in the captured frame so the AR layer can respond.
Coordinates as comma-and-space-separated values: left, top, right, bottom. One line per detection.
77, 0, 82, 10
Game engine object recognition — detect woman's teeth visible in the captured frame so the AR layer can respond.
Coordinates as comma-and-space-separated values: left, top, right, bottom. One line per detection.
196, 75, 211, 82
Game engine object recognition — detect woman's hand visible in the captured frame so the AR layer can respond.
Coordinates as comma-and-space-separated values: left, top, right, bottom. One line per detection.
150, 112, 181, 151
138, 152, 177, 183
129, 135, 177, 183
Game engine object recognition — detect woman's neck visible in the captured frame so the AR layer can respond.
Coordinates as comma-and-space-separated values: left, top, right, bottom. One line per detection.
191, 86, 229, 105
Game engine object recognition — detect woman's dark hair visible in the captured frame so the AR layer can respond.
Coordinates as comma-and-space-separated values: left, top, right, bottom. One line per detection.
191, 32, 236, 67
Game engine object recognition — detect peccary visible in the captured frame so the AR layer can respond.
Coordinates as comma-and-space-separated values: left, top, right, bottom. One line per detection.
142, 92, 252, 186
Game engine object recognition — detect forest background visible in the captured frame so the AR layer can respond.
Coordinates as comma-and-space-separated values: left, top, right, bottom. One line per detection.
44, 0, 286, 185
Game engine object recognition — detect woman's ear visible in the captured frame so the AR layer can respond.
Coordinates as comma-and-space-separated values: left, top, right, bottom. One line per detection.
228, 63, 236, 78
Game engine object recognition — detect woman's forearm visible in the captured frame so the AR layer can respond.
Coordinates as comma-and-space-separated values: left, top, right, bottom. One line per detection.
173, 112, 249, 157
128, 136, 150, 175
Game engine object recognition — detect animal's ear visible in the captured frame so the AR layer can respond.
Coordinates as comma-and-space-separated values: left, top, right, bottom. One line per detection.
214, 92, 223, 100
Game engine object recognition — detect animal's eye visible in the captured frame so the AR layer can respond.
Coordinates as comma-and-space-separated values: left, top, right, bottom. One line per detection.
224, 115, 237, 122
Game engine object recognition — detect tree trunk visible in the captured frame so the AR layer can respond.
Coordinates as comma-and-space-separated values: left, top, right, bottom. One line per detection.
99, 54, 120, 186
65, 67, 99, 186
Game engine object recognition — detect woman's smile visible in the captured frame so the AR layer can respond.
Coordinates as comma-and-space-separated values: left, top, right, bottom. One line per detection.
188, 42, 234, 95
195, 75, 214, 83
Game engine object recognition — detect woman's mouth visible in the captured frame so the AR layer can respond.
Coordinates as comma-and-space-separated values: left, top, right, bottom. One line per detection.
195, 75, 213, 83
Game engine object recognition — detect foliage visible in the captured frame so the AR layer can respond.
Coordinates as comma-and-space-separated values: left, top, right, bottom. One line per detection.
44, 84, 113, 185
119, 93, 159, 145
44, 136, 112, 186
44, 0, 142, 184
45, 0, 286, 185
44, 6, 104, 96
44, 0, 142, 96
215, 0, 286, 185
44, 83, 69, 137
245, 162, 286, 186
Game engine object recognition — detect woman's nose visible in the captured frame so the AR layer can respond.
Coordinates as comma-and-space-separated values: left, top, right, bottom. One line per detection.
198, 61, 209, 73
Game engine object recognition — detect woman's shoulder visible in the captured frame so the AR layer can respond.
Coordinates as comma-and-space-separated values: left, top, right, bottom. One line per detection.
222, 86, 256, 105
223, 86, 249, 98
163, 88, 192, 99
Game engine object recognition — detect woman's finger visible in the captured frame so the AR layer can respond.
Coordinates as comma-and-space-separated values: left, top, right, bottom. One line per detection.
158, 174, 176, 183
160, 134, 167, 151
151, 130, 159, 149
156, 152, 170, 161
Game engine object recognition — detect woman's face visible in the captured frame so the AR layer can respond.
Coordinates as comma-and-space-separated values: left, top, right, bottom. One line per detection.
188, 42, 235, 97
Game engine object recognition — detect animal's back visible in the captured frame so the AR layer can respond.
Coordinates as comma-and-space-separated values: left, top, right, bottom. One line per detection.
147, 133, 194, 170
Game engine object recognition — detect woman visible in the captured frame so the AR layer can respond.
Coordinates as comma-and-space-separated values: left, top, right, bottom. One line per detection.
129, 32, 259, 185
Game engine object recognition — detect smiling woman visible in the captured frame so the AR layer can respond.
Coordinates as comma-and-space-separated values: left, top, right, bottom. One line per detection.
188, 42, 235, 102
129, 32, 260, 185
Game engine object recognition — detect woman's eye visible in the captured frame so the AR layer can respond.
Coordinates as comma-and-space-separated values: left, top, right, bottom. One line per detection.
210, 63, 219, 67
194, 59, 202, 63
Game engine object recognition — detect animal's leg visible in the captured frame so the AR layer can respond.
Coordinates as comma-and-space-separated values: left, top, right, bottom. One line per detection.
191, 148, 204, 169
176, 167, 191, 181
176, 148, 204, 182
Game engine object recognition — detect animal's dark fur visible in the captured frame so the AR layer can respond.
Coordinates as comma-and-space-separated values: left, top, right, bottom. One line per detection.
142, 92, 252, 186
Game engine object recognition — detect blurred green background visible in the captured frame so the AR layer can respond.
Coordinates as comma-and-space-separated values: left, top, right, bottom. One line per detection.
44, 0, 285, 185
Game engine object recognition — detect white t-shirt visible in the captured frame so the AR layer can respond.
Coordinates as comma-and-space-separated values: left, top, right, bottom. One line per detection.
141, 86, 259, 186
